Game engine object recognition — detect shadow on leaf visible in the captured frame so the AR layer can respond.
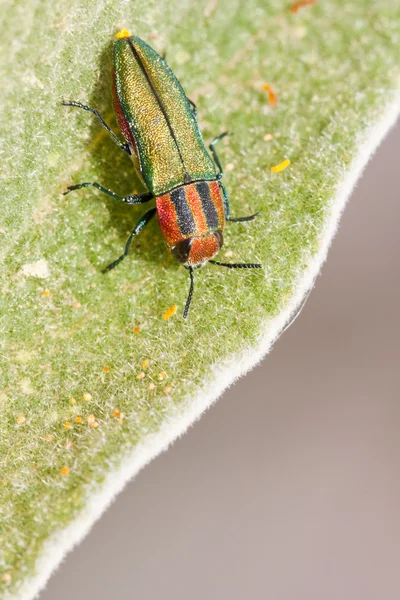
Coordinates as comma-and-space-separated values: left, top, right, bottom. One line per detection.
72, 38, 172, 273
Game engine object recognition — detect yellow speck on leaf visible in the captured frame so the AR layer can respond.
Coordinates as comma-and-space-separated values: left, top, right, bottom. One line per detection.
137, 371, 145, 380
271, 159, 290, 173
148, 382, 156, 390
164, 385, 173, 395
262, 83, 278, 106
63, 421, 71, 430
61, 466, 70, 476
116, 28, 131, 39
69, 397, 76, 405
91, 421, 99, 429
141, 360, 149, 368
16, 414, 26, 424
74, 416, 82, 424
290, 0, 317, 13
43, 289, 51, 297
44, 434, 54, 441
162, 304, 177, 320
82, 392, 92, 402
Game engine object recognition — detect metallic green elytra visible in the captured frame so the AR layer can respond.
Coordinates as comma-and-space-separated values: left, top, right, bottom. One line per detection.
113, 35, 216, 195
62, 30, 261, 318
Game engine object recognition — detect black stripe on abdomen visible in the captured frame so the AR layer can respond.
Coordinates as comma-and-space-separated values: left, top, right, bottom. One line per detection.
170, 186, 196, 235
196, 181, 219, 229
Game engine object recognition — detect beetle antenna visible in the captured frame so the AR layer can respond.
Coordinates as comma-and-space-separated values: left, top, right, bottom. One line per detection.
209, 260, 262, 269
183, 267, 195, 319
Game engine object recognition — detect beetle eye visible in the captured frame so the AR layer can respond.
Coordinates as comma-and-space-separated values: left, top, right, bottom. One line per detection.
172, 238, 193, 263
213, 230, 223, 249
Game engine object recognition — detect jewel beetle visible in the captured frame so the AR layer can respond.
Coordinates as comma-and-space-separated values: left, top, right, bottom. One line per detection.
63, 30, 261, 318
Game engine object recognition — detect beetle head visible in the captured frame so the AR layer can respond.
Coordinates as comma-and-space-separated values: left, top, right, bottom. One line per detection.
171, 230, 223, 267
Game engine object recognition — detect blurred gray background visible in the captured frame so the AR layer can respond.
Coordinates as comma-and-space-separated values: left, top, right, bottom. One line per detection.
41, 120, 400, 600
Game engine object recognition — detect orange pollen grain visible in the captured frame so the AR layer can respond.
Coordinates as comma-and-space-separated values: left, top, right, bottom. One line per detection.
112, 409, 120, 417
133, 326, 141, 333
290, 0, 317, 13
82, 392, 92, 402
91, 421, 99, 429
158, 371, 168, 380
63, 421, 71, 429
103, 366, 110, 373
271, 159, 290, 173
16, 414, 26, 424
164, 385, 173, 394
148, 382, 156, 390
87, 414, 96, 424
74, 416, 82, 424
137, 371, 145, 380
262, 84, 278, 105
162, 304, 177, 320
61, 466, 70, 476
44, 434, 54, 441
116, 28, 131, 39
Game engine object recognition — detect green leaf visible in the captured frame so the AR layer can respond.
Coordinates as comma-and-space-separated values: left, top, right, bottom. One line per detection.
1, 0, 400, 596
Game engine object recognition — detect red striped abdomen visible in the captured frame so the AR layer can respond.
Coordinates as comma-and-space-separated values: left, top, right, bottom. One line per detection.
156, 180, 224, 247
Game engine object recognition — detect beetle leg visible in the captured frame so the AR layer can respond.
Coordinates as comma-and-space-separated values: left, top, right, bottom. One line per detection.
63, 182, 153, 205
209, 131, 230, 176
102, 207, 157, 273
62, 101, 130, 154
187, 98, 197, 117
210, 133, 260, 221
220, 182, 260, 222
